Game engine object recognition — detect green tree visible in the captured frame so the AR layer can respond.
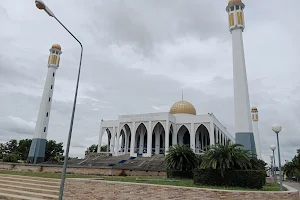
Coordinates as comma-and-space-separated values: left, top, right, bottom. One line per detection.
165, 145, 197, 171
88, 144, 98, 153
283, 161, 298, 180
200, 141, 251, 176
16, 139, 32, 160
0, 143, 5, 159
4, 139, 18, 154
45, 140, 64, 162
250, 157, 267, 170
87, 144, 108, 153
101, 145, 108, 152
283, 149, 300, 180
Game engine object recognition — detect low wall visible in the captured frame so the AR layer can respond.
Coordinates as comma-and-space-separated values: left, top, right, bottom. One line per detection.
64, 179, 300, 200
0, 162, 166, 177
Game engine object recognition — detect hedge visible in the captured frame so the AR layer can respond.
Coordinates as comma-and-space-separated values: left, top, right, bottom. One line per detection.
167, 170, 193, 179
193, 169, 266, 189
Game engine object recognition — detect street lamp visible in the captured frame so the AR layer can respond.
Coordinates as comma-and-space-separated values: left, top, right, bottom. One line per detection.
270, 145, 276, 181
35, 1, 83, 199
272, 124, 283, 191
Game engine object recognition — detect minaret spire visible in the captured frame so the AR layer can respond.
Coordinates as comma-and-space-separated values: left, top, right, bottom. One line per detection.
28, 44, 62, 163
251, 107, 262, 159
226, 0, 257, 156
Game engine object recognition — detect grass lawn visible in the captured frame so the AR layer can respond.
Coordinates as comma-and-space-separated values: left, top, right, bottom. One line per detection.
0, 170, 281, 191
103, 176, 281, 191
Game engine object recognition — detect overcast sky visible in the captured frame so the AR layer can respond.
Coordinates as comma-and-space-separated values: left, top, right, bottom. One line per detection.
0, 0, 299, 164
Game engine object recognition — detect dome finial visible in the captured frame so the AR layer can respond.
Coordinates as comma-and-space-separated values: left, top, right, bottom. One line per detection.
182, 90, 184, 101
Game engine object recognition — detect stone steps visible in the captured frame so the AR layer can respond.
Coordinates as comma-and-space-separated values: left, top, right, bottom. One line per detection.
0, 174, 60, 199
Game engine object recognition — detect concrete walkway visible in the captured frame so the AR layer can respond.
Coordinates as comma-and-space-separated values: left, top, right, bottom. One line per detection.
284, 181, 300, 191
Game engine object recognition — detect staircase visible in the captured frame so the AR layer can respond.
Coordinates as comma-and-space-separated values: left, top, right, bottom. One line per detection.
0, 174, 60, 200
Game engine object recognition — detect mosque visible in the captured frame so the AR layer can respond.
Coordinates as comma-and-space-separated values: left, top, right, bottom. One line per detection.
98, 99, 235, 157
97, 0, 261, 158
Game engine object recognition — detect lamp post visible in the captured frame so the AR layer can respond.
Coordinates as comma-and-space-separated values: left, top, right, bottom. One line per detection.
270, 145, 276, 181
272, 124, 283, 191
35, 1, 83, 199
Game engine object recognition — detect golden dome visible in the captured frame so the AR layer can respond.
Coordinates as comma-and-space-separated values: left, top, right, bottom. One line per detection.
170, 101, 196, 115
251, 107, 258, 111
51, 44, 61, 50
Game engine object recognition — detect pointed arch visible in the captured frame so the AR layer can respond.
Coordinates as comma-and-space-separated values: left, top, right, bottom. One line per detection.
195, 124, 210, 153
119, 124, 131, 154
99, 128, 111, 152
177, 125, 190, 147
152, 122, 165, 154
135, 123, 147, 156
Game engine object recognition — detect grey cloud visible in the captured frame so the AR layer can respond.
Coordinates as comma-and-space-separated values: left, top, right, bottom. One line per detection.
0, 116, 35, 135
0, 0, 299, 161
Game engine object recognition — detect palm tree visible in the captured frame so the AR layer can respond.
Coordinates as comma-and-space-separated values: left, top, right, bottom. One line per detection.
200, 140, 250, 176
165, 145, 197, 171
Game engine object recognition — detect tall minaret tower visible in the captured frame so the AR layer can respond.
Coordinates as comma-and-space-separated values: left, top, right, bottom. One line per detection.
28, 44, 62, 163
226, 0, 257, 156
251, 107, 262, 159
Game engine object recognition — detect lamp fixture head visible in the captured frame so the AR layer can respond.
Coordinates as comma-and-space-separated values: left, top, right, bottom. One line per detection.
270, 144, 276, 151
272, 124, 282, 134
35, 0, 55, 17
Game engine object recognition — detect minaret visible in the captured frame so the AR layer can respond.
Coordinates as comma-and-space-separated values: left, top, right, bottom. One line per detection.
251, 107, 262, 159
28, 44, 62, 163
226, 0, 257, 156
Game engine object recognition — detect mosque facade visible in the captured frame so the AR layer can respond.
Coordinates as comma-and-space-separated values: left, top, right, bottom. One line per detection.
98, 101, 235, 157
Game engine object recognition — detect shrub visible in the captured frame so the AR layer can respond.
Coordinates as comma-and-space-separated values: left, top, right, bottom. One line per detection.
193, 169, 222, 186
167, 170, 193, 179
3, 153, 19, 163
165, 145, 197, 179
200, 141, 251, 176
193, 168, 266, 189
166, 145, 197, 171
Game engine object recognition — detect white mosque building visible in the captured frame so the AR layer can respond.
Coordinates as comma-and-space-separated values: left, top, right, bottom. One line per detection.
97, 0, 262, 158
98, 100, 235, 157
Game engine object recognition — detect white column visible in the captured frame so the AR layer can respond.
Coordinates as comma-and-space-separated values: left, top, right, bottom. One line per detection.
97, 122, 103, 153
129, 122, 136, 157
110, 126, 115, 153
115, 126, 120, 156
195, 132, 200, 153
209, 121, 215, 145
165, 120, 170, 154
147, 121, 152, 157
190, 123, 195, 152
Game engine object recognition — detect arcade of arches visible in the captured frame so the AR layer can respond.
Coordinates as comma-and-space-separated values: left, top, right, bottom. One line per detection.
98, 122, 231, 157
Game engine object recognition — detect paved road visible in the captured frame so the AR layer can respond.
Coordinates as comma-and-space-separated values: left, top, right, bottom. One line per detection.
284, 181, 300, 191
